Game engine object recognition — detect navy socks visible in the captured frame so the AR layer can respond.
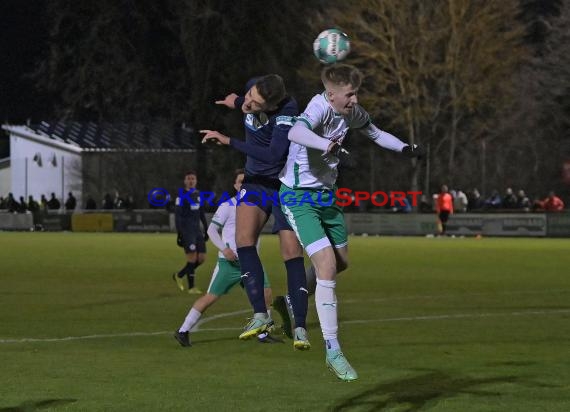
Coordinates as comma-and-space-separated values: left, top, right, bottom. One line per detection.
237, 246, 266, 313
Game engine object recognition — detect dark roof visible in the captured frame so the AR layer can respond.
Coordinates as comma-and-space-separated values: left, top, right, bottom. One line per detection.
29, 121, 196, 152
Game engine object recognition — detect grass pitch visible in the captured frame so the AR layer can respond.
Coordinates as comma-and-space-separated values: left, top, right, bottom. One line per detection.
1, 233, 569, 411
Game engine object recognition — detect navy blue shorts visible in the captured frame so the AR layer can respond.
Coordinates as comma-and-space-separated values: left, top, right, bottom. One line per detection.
240, 181, 292, 234
180, 232, 207, 254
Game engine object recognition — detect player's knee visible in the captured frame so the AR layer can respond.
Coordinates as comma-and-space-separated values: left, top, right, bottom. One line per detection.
280, 244, 303, 260
236, 233, 256, 248
336, 257, 348, 273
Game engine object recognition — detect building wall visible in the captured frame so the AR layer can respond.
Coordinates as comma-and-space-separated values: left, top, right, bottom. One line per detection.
10, 134, 82, 207
0, 159, 10, 197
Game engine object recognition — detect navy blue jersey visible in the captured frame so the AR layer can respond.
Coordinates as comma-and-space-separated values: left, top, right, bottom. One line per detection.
229, 79, 299, 180
175, 189, 207, 234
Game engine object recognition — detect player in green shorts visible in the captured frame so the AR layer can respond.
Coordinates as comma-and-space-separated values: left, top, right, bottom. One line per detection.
279, 64, 423, 380
174, 169, 274, 347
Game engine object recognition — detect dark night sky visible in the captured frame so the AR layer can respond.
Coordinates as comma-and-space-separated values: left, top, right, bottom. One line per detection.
0, 0, 560, 126
0, 1, 48, 125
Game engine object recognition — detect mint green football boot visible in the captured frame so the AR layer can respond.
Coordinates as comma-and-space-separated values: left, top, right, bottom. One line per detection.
326, 349, 358, 381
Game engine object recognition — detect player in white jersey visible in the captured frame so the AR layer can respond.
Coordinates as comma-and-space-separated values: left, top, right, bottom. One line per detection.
174, 170, 275, 347
279, 64, 422, 380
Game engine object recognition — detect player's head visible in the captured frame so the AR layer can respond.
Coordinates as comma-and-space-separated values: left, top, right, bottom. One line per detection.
441, 184, 448, 193
184, 170, 197, 190
233, 168, 245, 193
242, 74, 286, 114
321, 64, 362, 115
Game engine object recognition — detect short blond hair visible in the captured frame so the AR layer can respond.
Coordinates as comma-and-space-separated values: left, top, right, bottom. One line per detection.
321, 64, 363, 89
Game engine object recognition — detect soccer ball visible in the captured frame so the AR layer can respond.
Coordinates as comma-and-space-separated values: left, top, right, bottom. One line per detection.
313, 29, 351, 64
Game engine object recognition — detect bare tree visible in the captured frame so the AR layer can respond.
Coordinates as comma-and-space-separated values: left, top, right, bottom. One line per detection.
313, 0, 528, 194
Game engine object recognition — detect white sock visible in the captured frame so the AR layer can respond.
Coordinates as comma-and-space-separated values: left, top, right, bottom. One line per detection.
267, 309, 271, 319
179, 307, 202, 332
315, 278, 338, 342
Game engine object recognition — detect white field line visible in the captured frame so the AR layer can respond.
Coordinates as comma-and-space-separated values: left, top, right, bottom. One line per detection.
0, 309, 250, 344
343, 288, 570, 305
342, 308, 570, 324
1, 307, 569, 344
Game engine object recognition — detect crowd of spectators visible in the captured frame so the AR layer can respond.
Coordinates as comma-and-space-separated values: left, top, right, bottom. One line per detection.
341, 186, 565, 213
0, 192, 70, 214
1, 187, 565, 214
0, 190, 135, 213
427, 187, 565, 213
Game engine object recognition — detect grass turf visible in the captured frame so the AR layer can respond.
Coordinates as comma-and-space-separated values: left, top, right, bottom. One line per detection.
0, 233, 569, 411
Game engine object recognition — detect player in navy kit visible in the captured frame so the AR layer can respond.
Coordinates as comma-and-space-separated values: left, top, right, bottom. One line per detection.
200, 74, 310, 349
173, 170, 209, 294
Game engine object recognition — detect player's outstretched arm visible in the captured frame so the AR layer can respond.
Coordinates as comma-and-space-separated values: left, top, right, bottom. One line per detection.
363, 123, 425, 157
288, 122, 332, 152
215, 93, 239, 109
363, 123, 407, 152
229, 118, 293, 163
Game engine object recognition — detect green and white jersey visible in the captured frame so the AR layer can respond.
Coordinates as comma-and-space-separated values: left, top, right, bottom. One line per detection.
210, 197, 260, 258
279, 92, 370, 190
210, 198, 237, 259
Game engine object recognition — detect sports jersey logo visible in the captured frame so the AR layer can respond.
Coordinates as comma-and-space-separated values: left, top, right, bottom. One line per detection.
245, 113, 269, 130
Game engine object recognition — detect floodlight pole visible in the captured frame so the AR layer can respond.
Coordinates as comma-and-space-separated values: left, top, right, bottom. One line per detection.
25, 157, 28, 198
61, 156, 65, 211
481, 138, 487, 198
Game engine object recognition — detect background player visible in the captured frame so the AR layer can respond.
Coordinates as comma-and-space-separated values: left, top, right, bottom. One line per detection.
174, 169, 275, 346
173, 170, 208, 294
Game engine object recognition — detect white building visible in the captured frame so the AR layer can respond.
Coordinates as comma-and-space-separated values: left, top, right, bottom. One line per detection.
2, 125, 82, 206
2, 121, 196, 209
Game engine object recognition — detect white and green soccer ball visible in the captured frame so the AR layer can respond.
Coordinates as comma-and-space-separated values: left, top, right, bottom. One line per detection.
313, 29, 351, 64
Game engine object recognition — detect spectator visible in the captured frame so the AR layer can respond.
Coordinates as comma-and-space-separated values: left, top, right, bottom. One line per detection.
419, 194, 432, 213
516, 190, 531, 211
17, 196, 28, 213
124, 195, 135, 211
113, 190, 124, 209
391, 193, 412, 213
537, 191, 565, 212
453, 189, 468, 213
85, 195, 97, 210
7, 193, 19, 213
65, 192, 77, 211
28, 195, 41, 227
502, 187, 517, 209
40, 195, 48, 211
47, 193, 61, 210
484, 190, 502, 209
467, 188, 483, 211
102, 193, 114, 209
0, 196, 5, 209
28, 195, 40, 213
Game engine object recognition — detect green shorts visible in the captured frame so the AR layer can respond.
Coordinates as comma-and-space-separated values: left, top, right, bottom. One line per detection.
207, 258, 270, 296
279, 184, 347, 256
